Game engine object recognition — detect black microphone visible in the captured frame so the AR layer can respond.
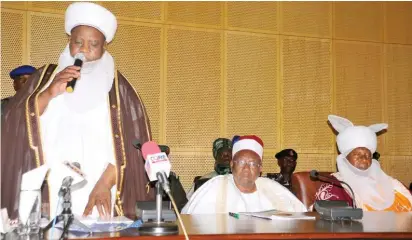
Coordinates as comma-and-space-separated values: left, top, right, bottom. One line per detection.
66, 53, 85, 93
310, 170, 357, 209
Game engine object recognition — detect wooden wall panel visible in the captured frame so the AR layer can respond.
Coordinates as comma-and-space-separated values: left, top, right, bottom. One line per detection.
334, 2, 383, 42
1, 2, 411, 187
281, 2, 331, 38
226, 32, 278, 150
165, 28, 222, 150
1, 9, 25, 98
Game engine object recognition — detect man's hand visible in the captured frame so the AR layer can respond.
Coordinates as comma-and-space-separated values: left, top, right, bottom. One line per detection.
38, 65, 80, 115
47, 65, 81, 98
83, 180, 112, 217
83, 164, 116, 217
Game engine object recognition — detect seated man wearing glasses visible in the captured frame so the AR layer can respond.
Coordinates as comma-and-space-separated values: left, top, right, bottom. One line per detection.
182, 135, 306, 214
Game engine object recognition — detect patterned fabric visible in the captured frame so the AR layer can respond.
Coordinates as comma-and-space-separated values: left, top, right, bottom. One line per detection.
364, 192, 412, 212
315, 174, 412, 212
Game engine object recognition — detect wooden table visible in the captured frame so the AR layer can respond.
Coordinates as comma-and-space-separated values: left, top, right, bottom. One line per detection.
5, 212, 412, 239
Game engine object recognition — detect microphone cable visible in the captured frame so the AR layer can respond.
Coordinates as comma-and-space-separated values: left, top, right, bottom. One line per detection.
165, 191, 189, 240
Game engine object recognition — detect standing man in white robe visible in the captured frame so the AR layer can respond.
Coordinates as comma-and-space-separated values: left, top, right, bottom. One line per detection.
182, 135, 307, 214
1, 2, 155, 221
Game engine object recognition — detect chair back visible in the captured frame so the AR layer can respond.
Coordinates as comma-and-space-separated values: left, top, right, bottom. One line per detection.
291, 171, 332, 209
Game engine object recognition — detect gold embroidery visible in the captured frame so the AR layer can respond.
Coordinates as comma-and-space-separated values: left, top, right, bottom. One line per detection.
25, 65, 56, 167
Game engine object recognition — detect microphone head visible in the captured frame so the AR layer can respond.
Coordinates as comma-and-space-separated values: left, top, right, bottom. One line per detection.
310, 170, 319, 178
142, 141, 161, 160
74, 52, 86, 61
72, 162, 81, 169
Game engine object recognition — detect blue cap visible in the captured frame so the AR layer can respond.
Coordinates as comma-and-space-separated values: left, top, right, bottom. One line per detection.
9, 65, 36, 79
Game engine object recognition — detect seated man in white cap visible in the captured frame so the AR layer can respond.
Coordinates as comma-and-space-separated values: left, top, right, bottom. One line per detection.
182, 135, 307, 214
1, 2, 154, 220
315, 115, 412, 212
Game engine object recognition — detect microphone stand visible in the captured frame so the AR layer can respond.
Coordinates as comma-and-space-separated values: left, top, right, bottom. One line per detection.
138, 180, 178, 236
311, 171, 363, 221
43, 178, 91, 239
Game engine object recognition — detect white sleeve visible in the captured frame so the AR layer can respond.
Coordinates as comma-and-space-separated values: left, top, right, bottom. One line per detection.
182, 177, 220, 214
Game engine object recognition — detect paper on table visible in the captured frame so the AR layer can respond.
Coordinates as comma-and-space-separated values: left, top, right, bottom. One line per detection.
239, 209, 315, 220
55, 215, 136, 233
19, 164, 50, 225
20, 164, 50, 191
19, 161, 87, 225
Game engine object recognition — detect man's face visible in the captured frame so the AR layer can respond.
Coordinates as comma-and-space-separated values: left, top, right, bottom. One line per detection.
214, 148, 232, 175
69, 25, 106, 62
216, 148, 232, 165
13, 74, 31, 92
278, 156, 296, 174
347, 147, 372, 170
230, 150, 261, 190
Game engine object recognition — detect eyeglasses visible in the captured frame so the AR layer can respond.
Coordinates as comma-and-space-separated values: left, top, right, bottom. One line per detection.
234, 160, 262, 169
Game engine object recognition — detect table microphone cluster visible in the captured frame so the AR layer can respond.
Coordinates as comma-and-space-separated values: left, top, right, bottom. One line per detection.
310, 170, 363, 221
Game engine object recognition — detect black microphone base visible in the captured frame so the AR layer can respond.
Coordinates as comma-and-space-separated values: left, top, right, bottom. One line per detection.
315, 200, 363, 221
138, 221, 178, 236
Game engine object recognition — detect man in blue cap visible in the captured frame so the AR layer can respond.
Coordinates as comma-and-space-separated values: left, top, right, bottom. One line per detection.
1, 65, 36, 113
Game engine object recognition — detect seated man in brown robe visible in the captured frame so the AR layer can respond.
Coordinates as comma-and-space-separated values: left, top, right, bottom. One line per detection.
1, 2, 154, 220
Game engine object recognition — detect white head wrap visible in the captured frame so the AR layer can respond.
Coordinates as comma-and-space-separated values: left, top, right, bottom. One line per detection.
65, 2, 117, 43
328, 115, 394, 210
232, 136, 264, 160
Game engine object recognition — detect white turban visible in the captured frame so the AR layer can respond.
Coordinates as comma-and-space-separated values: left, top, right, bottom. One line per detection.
328, 115, 394, 211
65, 2, 117, 43
232, 135, 264, 160
328, 115, 387, 155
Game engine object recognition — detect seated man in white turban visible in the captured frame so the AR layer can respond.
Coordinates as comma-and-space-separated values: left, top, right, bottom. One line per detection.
182, 135, 307, 214
315, 115, 412, 212
1, 2, 154, 220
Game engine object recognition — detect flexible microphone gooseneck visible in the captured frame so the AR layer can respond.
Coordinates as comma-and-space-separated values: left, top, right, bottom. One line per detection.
310, 170, 357, 209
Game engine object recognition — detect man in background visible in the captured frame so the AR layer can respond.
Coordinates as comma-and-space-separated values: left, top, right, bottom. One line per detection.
1, 65, 36, 113
182, 135, 306, 214
266, 149, 298, 192
373, 151, 380, 161
186, 138, 232, 199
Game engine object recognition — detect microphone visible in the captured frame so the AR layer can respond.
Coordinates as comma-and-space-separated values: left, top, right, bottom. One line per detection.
310, 170, 357, 209
141, 141, 171, 192
139, 141, 185, 238
66, 53, 85, 93
58, 176, 74, 197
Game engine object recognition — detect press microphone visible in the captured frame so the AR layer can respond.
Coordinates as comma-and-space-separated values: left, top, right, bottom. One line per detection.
66, 53, 85, 93
138, 141, 181, 237
141, 141, 171, 193
310, 170, 357, 208
310, 170, 363, 221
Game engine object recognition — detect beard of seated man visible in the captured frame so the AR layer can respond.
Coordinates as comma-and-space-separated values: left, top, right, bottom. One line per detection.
230, 150, 262, 194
